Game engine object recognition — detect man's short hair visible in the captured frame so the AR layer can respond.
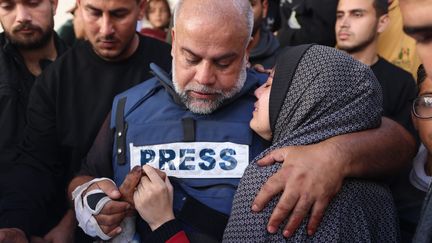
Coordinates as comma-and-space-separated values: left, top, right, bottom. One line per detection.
373, 0, 389, 17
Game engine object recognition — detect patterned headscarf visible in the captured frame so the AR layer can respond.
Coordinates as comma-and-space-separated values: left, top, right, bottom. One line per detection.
223, 45, 399, 242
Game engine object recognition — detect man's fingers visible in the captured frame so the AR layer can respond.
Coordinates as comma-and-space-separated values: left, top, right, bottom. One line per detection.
96, 210, 127, 228
283, 194, 313, 237
101, 225, 122, 238
307, 199, 329, 236
252, 174, 285, 212
99, 200, 130, 215
0, 229, 27, 243
266, 191, 299, 234
257, 148, 287, 166
92, 180, 121, 200
119, 166, 142, 204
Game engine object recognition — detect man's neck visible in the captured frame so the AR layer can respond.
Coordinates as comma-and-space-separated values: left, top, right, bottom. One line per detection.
349, 42, 379, 66
350, 42, 378, 66
19, 37, 57, 76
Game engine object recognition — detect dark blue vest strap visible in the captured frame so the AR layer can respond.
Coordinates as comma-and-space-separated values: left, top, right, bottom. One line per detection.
182, 117, 195, 142
178, 195, 228, 241
116, 97, 127, 165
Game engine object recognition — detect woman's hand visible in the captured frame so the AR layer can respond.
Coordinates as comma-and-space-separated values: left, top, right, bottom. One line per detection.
133, 165, 174, 231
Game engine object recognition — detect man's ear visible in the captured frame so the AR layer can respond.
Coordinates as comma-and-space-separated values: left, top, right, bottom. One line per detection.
138, 0, 146, 20
377, 14, 389, 34
244, 36, 254, 63
50, 0, 58, 16
171, 29, 175, 57
262, 0, 269, 18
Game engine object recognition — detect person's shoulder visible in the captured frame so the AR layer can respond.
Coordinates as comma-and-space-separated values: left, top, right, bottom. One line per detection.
377, 57, 413, 77
138, 34, 171, 51
117, 76, 160, 99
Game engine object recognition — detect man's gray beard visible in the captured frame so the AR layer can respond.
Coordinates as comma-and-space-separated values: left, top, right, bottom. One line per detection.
172, 57, 247, 114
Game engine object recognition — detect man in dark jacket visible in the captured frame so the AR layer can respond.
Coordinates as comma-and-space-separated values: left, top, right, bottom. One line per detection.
0, 0, 69, 241
0, 0, 67, 168
249, 0, 280, 68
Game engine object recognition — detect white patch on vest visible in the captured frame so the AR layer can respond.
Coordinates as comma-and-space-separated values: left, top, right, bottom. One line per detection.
129, 142, 249, 178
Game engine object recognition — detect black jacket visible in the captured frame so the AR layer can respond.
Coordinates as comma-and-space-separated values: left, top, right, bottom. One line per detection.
0, 33, 68, 166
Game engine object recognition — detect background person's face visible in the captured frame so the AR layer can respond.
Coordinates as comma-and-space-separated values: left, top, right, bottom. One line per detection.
171, 14, 250, 114
250, 0, 268, 36
335, 0, 381, 53
0, 0, 57, 49
250, 72, 272, 141
78, 0, 145, 61
148, 0, 170, 29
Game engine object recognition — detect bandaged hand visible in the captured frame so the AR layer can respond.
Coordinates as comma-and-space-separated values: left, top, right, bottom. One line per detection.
133, 165, 174, 231
73, 166, 143, 239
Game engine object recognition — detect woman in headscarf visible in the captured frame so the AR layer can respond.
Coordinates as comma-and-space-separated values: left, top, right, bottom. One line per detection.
223, 45, 399, 242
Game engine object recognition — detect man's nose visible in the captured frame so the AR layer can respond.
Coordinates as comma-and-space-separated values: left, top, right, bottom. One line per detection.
341, 16, 350, 28
195, 61, 216, 85
100, 15, 115, 36
16, 5, 31, 23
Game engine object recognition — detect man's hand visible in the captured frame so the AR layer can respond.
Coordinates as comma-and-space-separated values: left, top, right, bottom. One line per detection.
0, 228, 27, 243
133, 165, 174, 231
43, 209, 75, 243
88, 166, 144, 237
118, 166, 143, 207
253, 142, 346, 237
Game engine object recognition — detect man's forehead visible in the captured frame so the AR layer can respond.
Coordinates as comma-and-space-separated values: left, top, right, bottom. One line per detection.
337, 0, 374, 9
80, 0, 137, 8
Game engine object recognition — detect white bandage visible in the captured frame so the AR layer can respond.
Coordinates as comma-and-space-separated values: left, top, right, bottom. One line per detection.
72, 178, 116, 240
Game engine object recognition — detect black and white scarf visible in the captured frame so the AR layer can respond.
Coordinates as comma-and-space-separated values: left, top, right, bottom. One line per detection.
223, 45, 399, 242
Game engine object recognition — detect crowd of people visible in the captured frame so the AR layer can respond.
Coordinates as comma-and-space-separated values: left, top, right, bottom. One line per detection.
0, 0, 431, 242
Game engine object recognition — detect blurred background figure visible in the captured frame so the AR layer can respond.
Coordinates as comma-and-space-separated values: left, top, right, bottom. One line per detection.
335, 2, 419, 240
57, 4, 86, 46
140, 0, 171, 41
249, 0, 281, 69
277, 0, 338, 47
377, 0, 421, 79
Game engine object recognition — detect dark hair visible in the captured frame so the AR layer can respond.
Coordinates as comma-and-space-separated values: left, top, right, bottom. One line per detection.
145, 0, 171, 27
373, 0, 388, 17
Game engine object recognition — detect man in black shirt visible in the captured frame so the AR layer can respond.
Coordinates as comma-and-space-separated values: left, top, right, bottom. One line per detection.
335, 0, 419, 241
0, 0, 172, 241
0, 0, 67, 168
0, 0, 67, 240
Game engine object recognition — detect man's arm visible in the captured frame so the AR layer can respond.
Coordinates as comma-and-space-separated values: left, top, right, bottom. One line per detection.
253, 117, 416, 237
67, 113, 131, 238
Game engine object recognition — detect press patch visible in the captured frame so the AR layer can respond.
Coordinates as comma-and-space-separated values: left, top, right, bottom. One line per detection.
129, 142, 249, 178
